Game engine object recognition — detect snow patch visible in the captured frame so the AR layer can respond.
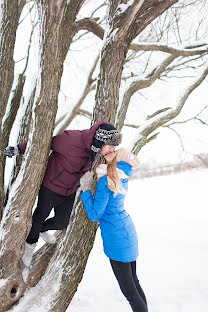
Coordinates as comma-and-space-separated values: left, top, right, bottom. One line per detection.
117, 0, 134, 14
0, 278, 8, 288
14, 215, 20, 222
10, 259, 64, 312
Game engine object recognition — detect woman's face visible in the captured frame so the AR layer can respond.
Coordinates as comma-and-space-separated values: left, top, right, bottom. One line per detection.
101, 145, 117, 163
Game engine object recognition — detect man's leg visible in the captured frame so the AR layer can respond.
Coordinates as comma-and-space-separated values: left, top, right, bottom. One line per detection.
26, 186, 62, 244
41, 192, 76, 232
110, 259, 148, 312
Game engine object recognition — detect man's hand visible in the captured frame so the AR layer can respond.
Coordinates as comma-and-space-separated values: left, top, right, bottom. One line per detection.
4, 146, 20, 158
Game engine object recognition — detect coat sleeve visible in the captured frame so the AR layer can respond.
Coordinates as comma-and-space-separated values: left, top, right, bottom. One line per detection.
17, 141, 28, 154
51, 131, 71, 154
17, 131, 70, 155
80, 177, 111, 222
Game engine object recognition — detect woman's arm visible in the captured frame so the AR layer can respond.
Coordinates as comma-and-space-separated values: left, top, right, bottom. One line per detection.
81, 177, 111, 221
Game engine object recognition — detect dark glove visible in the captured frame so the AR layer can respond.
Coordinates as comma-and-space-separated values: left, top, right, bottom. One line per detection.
80, 171, 94, 191
4, 146, 20, 158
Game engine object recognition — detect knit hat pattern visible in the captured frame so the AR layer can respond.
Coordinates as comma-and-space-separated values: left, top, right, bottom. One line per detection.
116, 148, 140, 168
90, 123, 122, 161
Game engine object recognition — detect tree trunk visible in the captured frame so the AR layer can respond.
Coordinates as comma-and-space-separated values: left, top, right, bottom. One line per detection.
0, 0, 84, 309
0, 0, 19, 222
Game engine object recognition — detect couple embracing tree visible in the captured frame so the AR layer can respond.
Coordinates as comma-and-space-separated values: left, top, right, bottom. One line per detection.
4, 121, 148, 312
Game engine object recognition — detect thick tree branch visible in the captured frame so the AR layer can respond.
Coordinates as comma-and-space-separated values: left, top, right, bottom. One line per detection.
0, 0, 19, 220
75, 18, 104, 39
115, 0, 145, 41
2, 21, 37, 153
128, 0, 179, 43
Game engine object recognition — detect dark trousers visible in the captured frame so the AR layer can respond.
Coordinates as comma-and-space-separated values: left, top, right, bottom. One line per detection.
26, 185, 76, 244
110, 259, 148, 312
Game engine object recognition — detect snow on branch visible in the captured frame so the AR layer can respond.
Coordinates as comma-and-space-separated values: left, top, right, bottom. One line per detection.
130, 42, 208, 56
114, 0, 145, 41
132, 65, 208, 154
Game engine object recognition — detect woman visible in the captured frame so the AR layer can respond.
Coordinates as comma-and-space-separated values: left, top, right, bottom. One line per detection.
80, 148, 148, 312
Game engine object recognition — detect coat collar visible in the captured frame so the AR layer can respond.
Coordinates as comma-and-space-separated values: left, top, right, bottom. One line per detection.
96, 163, 130, 181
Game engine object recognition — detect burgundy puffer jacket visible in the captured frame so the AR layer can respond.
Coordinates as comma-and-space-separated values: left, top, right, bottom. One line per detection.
18, 121, 107, 196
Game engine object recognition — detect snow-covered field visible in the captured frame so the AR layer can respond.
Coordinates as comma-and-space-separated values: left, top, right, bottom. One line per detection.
68, 169, 208, 312
8, 169, 208, 312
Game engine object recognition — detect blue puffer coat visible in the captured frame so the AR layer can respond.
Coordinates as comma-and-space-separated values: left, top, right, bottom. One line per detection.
81, 161, 138, 263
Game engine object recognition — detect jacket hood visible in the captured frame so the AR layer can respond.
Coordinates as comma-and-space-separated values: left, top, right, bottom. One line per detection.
82, 121, 110, 151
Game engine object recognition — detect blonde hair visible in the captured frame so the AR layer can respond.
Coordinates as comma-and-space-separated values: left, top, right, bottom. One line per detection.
107, 156, 121, 196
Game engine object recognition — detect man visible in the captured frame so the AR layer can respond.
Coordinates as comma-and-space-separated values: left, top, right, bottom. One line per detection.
4, 121, 122, 266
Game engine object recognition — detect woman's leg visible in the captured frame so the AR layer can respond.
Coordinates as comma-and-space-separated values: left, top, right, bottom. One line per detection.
110, 259, 148, 312
41, 192, 76, 231
131, 261, 148, 308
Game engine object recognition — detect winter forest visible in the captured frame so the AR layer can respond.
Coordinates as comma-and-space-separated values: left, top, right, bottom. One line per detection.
0, 0, 208, 311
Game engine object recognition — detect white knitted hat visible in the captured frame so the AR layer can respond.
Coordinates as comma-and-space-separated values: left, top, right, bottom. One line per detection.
116, 148, 140, 168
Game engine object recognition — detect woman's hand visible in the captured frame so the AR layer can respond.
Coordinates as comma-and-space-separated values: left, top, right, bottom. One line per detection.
80, 171, 94, 191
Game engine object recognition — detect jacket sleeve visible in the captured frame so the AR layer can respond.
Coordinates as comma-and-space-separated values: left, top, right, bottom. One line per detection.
51, 131, 71, 154
17, 131, 70, 155
80, 177, 111, 221
17, 141, 28, 154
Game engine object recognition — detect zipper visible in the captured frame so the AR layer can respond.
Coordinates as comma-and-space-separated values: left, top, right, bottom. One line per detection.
50, 169, 65, 183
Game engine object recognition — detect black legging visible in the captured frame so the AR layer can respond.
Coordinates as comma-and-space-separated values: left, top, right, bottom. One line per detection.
110, 259, 148, 312
26, 185, 76, 244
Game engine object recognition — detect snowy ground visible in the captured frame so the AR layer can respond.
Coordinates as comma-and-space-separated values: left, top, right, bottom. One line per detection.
8, 169, 208, 312
68, 169, 208, 312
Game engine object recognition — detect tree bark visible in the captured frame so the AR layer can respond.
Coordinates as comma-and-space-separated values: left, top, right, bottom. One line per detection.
0, 0, 19, 224
0, 0, 86, 310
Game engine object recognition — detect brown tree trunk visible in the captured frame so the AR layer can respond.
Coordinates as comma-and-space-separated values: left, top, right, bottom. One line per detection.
0, 0, 19, 221
0, 0, 85, 310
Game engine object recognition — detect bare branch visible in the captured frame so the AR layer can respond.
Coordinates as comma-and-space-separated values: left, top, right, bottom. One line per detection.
18, 2, 35, 25
130, 42, 208, 56
147, 107, 172, 120
164, 105, 208, 127
78, 109, 92, 118
163, 125, 186, 151
132, 65, 208, 154
75, 18, 104, 40
116, 55, 176, 130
